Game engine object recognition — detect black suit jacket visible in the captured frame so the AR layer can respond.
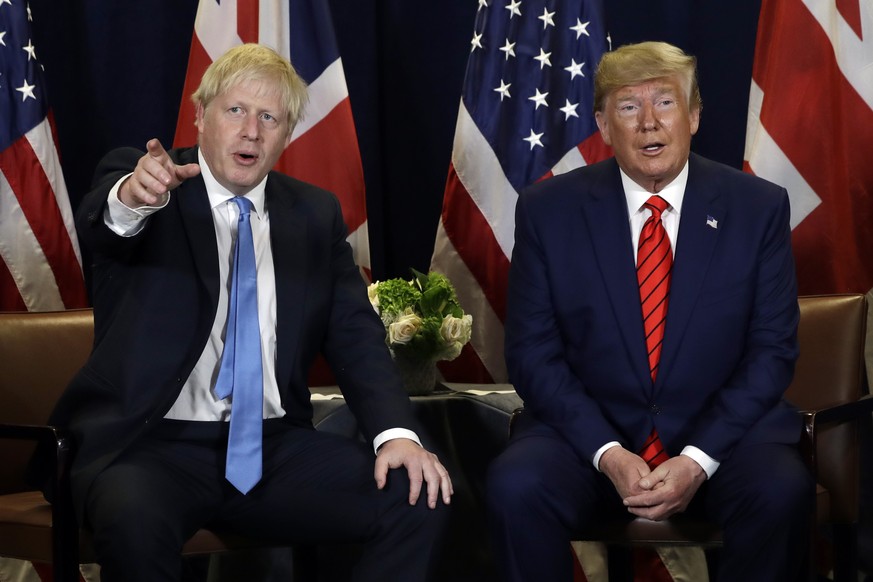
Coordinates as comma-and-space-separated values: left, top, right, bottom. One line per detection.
45, 146, 417, 515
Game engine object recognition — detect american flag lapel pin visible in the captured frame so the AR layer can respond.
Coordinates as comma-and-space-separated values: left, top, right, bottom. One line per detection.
706, 215, 718, 229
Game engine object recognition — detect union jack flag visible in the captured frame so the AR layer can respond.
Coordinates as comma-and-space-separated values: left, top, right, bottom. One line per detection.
744, 0, 873, 294
174, 0, 369, 275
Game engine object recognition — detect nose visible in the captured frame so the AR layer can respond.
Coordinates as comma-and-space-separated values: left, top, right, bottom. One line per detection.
241, 115, 260, 141
639, 103, 659, 132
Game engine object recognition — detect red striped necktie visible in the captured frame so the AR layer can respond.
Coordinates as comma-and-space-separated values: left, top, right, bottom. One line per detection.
637, 195, 672, 470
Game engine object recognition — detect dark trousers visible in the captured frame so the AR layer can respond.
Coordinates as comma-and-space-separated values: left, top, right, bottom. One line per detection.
84, 420, 448, 582
486, 415, 815, 582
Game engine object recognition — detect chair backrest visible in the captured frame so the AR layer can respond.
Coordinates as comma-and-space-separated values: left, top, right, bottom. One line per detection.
788, 294, 868, 523
0, 309, 94, 494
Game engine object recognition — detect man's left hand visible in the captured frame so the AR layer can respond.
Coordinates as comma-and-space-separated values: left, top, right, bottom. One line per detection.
622, 455, 706, 521
374, 438, 453, 509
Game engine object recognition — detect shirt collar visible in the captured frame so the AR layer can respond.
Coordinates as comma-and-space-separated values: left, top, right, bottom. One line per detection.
197, 148, 267, 218
621, 160, 689, 218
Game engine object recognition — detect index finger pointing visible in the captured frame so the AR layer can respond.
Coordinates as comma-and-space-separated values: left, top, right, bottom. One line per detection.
145, 138, 169, 160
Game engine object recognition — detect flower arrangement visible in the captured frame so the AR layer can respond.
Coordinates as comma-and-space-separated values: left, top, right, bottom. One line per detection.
367, 269, 473, 363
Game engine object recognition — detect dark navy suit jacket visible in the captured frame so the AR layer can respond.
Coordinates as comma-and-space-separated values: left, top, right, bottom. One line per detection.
45, 146, 417, 516
505, 153, 801, 465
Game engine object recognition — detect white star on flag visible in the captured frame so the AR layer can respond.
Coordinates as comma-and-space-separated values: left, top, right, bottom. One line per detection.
528, 88, 548, 109
565, 59, 585, 79
560, 99, 579, 120
524, 129, 544, 149
494, 79, 511, 101
534, 48, 552, 69
538, 8, 555, 29
16, 79, 35, 101
570, 18, 590, 38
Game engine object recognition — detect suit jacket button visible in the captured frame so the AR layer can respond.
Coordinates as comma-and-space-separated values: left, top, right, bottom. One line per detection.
650, 404, 661, 415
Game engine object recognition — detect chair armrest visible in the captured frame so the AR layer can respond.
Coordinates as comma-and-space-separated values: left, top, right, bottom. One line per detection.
0, 423, 75, 506
799, 393, 873, 476
0, 422, 72, 444
0, 421, 80, 568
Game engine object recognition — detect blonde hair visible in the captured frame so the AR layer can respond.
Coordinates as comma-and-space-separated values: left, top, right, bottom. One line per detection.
192, 43, 309, 132
593, 41, 702, 113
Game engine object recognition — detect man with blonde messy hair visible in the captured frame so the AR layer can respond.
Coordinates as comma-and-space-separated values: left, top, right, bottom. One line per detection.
488, 41, 813, 581
36, 43, 452, 582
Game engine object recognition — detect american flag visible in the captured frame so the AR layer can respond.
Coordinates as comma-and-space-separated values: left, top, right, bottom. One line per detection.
0, 0, 86, 311
744, 0, 873, 295
173, 0, 370, 275
430, 0, 611, 383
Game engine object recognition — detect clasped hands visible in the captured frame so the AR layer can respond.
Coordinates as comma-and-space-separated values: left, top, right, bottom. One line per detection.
599, 446, 706, 521
118, 138, 201, 209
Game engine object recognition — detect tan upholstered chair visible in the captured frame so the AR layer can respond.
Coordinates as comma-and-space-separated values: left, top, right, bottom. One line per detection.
0, 309, 315, 582
510, 294, 873, 581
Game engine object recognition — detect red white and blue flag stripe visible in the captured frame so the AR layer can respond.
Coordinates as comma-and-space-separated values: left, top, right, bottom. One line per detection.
430, 0, 611, 383
744, 0, 873, 294
0, 0, 86, 311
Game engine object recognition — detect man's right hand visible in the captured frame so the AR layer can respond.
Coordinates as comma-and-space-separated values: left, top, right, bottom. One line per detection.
118, 138, 201, 208
598, 445, 653, 499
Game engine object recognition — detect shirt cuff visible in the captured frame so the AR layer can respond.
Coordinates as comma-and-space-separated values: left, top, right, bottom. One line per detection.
105, 173, 170, 236
592, 441, 622, 471
372, 428, 422, 454
680, 445, 720, 479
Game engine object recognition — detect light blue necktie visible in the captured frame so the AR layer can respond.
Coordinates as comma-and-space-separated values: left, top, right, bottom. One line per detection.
214, 196, 263, 494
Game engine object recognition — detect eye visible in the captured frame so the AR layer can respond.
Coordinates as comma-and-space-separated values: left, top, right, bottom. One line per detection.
259, 112, 280, 128
229, 106, 243, 114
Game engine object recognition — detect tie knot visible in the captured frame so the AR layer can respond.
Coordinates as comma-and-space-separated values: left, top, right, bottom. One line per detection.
232, 196, 254, 220
644, 195, 669, 218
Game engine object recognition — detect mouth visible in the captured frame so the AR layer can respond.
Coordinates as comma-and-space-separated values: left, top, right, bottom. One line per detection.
640, 143, 665, 154
234, 151, 259, 165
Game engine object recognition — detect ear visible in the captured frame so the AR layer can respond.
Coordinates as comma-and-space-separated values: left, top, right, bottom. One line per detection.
194, 103, 206, 135
689, 105, 701, 136
595, 111, 612, 146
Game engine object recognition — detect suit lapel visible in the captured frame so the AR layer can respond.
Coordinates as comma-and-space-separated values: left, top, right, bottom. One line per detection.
265, 177, 306, 390
581, 160, 652, 390
175, 147, 221, 316
657, 154, 726, 390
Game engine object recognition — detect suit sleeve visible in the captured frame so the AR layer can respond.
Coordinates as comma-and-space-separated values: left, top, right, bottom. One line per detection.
505, 191, 625, 461
316, 196, 422, 443
76, 147, 152, 260
686, 188, 800, 460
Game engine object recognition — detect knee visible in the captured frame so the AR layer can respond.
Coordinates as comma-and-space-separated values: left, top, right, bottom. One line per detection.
730, 460, 815, 525
764, 466, 815, 520
380, 469, 451, 537
86, 487, 186, 559
486, 451, 548, 516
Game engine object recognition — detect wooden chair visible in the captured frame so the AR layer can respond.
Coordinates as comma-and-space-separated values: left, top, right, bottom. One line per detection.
510, 293, 873, 581
0, 309, 315, 581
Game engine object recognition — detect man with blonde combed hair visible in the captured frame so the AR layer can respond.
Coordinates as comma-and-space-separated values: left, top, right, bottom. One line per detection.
35, 43, 452, 582
488, 41, 813, 581
192, 43, 309, 132
593, 41, 702, 114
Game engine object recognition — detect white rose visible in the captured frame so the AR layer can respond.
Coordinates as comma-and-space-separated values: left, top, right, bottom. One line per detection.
366, 282, 381, 313
439, 314, 472, 345
388, 310, 422, 345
